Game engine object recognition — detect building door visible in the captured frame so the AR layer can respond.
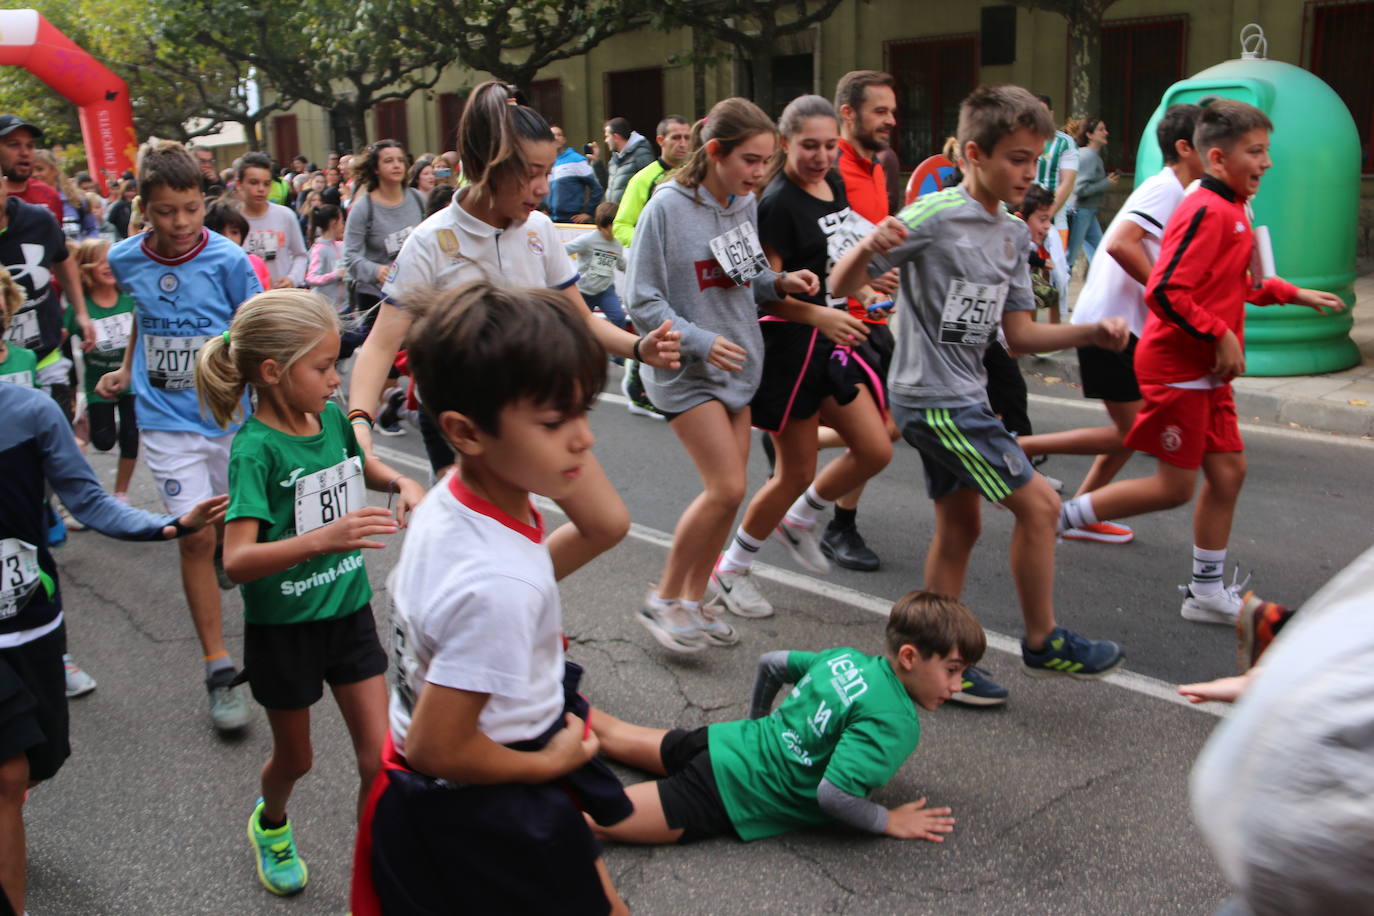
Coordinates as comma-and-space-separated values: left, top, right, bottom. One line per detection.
886, 35, 977, 169
272, 114, 299, 165
604, 67, 665, 144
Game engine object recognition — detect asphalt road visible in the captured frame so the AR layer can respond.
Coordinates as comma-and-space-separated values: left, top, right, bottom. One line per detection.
24, 371, 1374, 915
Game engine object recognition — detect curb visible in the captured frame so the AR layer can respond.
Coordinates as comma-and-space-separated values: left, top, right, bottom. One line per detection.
1023, 351, 1374, 439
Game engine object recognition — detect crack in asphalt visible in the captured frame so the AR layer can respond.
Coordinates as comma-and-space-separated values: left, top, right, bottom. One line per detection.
59, 564, 200, 645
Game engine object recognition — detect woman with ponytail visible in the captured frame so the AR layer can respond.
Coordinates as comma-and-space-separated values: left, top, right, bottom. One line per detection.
346, 80, 681, 581
195, 288, 423, 898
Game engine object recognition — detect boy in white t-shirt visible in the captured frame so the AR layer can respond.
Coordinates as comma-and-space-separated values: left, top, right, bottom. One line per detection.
351, 281, 631, 916
1017, 104, 1203, 545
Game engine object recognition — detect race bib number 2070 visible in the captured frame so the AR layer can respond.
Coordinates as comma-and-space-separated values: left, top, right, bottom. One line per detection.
144, 334, 211, 390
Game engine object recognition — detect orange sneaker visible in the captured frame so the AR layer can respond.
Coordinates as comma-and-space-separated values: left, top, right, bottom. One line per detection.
1061, 521, 1134, 544
1236, 590, 1294, 672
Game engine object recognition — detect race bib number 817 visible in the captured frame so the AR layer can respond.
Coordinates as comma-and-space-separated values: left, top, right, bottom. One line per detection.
294, 456, 364, 535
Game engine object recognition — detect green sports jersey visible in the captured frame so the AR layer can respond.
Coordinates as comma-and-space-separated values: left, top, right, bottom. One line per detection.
0, 342, 37, 387
64, 293, 135, 404
226, 401, 372, 625
708, 647, 920, 841
1036, 132, 1072, 193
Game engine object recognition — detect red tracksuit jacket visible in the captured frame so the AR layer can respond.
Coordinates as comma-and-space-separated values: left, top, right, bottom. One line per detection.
1135, 174, 1298, 385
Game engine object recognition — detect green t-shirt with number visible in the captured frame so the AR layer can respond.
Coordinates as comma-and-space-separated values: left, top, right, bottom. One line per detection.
64, 293, 136, 404
0, 342, 37, 387
707, 647, 921, 841
226, 401, 372, 625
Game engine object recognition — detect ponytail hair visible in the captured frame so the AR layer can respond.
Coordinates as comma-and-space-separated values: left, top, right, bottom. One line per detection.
195, 289, 340, 428
674, 97, 778, 193
458, 80, 555, 201
766, 94, 839, 189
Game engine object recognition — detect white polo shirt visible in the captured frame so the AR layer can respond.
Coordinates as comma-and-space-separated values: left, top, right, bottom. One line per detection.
1072, 167, 1187, 336
381, 187, 578, 305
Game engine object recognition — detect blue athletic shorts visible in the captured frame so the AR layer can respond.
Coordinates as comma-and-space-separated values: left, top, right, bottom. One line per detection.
891, 400, 1035, 501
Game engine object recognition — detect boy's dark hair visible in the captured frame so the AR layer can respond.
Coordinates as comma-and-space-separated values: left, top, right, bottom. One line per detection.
834, 70, 895, 115
604, 117, 632, 140
593, 200, 617, 228
1156, 103, 1201, 164
406, 281, 607, 436
203, 199, 248, 238
311, 203, 341, 232
958, 85, 1054, 156
1016, 184, 1054, 219
886, 591, 986, 665
424, 184, 455, 218
1034, 92, 1052, 110
237, 151, 273, 181
1193, 98, 1273, 156
137, 141, 201, 200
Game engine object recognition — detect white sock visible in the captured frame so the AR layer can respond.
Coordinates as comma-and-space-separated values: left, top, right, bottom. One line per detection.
785, 485, 832, 529
719, 528, 764, 573
1191, 546, 1227, 596
1058, 494, 1098, 533
647, 590, 673, 609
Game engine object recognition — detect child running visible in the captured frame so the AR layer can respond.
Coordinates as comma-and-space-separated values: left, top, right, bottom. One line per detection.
64, 239, 139, 500
346, 80, 679, 581
1016, 104, 1204, 544
0, 380, 225, 916
627, 97, 819, 652
564, 200, 628, 329
237, 152, 308, 289
304, 204, 347, 312
95, 141, 264, 732
589, 591, 980, 846
351, 282, 631, 916
0, 267, 35, 387
205, 199, 273, 290
716, 94, 892, 619
1054, 99, 1342, 622
196, 289, 423, 896
829, 85, 1131, 703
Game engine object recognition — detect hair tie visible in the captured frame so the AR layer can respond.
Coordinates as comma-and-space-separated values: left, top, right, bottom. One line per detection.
222, 330, 230, 346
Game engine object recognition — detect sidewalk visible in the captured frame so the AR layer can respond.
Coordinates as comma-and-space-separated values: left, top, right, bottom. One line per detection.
1025, 268, 1374, 437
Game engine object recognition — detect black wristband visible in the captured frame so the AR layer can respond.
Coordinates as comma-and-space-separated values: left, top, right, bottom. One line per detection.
632, 337, 643, 362
170, 517, 196, 539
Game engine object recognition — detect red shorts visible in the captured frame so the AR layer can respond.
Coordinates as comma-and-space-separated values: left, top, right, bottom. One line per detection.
1124, 383, 1243, 469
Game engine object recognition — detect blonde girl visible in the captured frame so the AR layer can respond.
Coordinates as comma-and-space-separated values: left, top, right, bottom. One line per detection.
626, 97, 819, 651
346, 80, 681, 581
195, 289, 424, 897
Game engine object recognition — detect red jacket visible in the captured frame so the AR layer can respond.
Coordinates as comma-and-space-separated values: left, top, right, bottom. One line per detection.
836, 138, 890, 325
1135, 175, 1297, 385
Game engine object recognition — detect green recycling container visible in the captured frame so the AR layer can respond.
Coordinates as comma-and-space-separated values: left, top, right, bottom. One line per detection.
1134, 34, 1360, 376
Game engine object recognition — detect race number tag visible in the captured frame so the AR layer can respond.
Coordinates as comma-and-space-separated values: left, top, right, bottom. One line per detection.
247, 229, 280, 261
591, 249, 619, 272
0, 538, 41, 621
6, 307, 40, 348
93, 312, 133, 352
825, 209, 875, 266
384, 226, 413, 260
0, 371, 33, 387
938, 279, 1008, 346
294, 456, 364, 535
708, 222, 769, 286
144, 334, 211, 390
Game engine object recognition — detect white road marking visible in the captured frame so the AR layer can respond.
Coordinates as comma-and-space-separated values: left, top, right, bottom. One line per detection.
373, 443, 1228, 717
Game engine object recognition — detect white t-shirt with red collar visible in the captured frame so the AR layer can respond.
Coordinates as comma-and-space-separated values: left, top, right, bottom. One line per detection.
387, 472, 564, 755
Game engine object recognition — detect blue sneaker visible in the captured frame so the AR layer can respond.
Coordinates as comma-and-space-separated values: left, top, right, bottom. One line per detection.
951, 665, 1009, 706
1021, 626, 1125, 679
47, 510, 67, 548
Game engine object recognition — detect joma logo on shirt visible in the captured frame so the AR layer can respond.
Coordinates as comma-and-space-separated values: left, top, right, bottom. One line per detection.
695, 259, 739, 291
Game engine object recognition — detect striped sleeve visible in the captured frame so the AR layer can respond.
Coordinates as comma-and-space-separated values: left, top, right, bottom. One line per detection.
1144, 204, 1229, 341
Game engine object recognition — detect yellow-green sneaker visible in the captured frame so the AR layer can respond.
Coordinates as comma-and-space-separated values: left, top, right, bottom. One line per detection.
247, 799, 308, 895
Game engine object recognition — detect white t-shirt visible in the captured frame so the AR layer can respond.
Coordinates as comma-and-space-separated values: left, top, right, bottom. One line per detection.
381, 187, 578, 305
387, 473, 564, 754
243, 202, 308, 287
1072, 167, 1187, 336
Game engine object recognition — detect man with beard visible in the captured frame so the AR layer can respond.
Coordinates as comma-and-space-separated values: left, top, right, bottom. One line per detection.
0, 115, 62, 224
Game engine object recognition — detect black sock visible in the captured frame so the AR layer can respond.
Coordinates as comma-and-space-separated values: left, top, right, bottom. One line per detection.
259, 810, 287, 831
830, 507, 857, 531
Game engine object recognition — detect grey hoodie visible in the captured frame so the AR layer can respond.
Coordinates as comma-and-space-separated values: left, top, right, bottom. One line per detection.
626, 179, 781, 414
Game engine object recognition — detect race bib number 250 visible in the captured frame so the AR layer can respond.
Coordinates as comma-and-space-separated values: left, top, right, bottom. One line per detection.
938, 279, 1008, 346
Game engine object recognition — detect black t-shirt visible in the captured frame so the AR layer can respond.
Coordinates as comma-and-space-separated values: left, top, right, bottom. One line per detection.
757, 170, 851, 308
0, 195, 70, 359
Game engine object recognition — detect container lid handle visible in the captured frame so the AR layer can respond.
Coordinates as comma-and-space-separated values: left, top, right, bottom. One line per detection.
1240, 24, 1267, 60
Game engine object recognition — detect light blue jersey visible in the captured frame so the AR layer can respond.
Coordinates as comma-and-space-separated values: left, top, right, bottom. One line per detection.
109, 228, 262, 436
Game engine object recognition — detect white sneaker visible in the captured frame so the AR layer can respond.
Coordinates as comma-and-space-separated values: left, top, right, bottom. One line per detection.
771, 520, 830, 574
1038, 471, 1064, 493
1179, 570, 1251, 625
63, 653, 96, 698
707, 565, 774, 618
636, 596, 709, 653
682, 603, 739, 646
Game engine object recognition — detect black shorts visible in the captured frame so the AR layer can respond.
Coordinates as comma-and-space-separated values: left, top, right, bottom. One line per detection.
751, 323, 863, 432
242, 604, 387, 710
1077, 335, 1141, 403
365, 764, 611, 915
656, 727, 736, 843
0, 625, 69, 782
855, 322, 894, 392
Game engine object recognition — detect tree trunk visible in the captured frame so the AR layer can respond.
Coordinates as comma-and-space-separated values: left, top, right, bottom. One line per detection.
692, 26, 708, 119
349, 104, 369, 152
243, 117, 262, 151
1066, 0, 1105, 119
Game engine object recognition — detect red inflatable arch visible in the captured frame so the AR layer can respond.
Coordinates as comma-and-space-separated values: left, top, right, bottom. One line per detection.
0, 8, 136, 191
